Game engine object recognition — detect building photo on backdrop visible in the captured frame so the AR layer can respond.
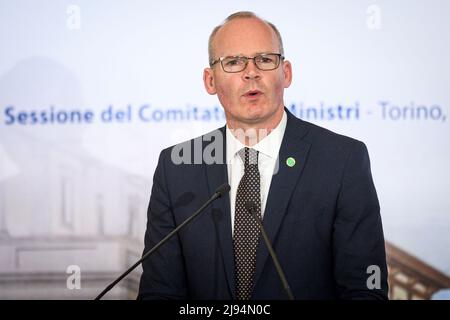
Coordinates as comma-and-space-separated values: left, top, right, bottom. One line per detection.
0, 1, 449, 300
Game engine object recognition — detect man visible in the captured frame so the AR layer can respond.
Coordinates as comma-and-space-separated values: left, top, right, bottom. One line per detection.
138, 11, 388, 300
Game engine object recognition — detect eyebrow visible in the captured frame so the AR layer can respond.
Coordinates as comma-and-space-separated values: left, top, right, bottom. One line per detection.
224, 52, 273, 58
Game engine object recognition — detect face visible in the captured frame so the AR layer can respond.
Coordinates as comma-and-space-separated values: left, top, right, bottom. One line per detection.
203, 17, 292, 130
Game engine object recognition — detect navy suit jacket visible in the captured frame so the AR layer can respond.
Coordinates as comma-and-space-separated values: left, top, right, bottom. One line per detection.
138, 109, 388, 300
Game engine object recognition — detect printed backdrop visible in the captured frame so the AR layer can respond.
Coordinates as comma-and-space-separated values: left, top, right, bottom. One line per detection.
0, 0, 449, 299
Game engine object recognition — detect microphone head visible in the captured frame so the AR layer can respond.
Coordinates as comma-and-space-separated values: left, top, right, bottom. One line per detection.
215, 183, 231, 198
245, 201, 257, 212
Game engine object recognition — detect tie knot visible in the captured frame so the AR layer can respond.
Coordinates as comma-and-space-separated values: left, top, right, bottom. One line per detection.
238, 147, 258, 167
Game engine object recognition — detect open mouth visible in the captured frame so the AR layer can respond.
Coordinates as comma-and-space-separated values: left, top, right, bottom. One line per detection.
244, 90, 263, 98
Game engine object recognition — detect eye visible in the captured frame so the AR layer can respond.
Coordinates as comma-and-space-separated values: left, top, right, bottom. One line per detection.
257, 56, 274, 64
224, 58, 243, 66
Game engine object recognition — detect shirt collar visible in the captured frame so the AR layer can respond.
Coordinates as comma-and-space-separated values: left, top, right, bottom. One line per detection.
226, 110, 287, 163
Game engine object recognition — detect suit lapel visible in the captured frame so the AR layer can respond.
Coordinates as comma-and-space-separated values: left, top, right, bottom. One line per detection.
204, 126, 236, 298
203, 111, 312, 298
253, 110, 311, 292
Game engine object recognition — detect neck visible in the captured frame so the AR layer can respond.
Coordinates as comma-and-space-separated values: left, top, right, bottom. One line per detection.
227, 107, 284, 147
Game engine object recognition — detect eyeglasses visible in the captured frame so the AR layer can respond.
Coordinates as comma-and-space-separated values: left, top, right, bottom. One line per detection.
210, 53, 284, 73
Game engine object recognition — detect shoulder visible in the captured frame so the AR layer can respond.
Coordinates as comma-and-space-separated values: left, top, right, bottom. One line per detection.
288, 113, 367, 153
158, 126, 226, 166
284, 112, 370, 170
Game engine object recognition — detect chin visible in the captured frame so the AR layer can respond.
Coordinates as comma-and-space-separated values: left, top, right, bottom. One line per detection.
245, 103, 266, 115
243, 111, 264, 121
241, 111, 269, 124
228, 103, 274, 124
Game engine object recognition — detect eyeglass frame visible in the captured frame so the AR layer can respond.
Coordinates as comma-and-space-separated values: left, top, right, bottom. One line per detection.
209, 53, 285, 73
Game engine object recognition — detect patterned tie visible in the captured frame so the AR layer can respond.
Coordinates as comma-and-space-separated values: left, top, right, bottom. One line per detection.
233, 147, 261, 300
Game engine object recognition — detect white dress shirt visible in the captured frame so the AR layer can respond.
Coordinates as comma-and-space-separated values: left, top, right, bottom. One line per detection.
226, 110, 287, 236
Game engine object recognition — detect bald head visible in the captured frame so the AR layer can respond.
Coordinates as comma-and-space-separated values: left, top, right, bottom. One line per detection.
208, 11, 284, 65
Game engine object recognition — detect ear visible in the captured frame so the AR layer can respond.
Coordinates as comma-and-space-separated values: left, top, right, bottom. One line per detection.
282, 60, 293, 88
203, 68, 217, 95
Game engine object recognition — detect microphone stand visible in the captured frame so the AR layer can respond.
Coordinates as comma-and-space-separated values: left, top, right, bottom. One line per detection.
95, 183, 230, 300
246, 201, 295, 300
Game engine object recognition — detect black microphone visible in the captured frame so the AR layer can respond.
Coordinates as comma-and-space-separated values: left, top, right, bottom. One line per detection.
245, 201, 295, 300
94, 183, 230, 300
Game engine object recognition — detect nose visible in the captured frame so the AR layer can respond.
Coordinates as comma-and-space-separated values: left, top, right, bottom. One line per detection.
242, 58, 261, 81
